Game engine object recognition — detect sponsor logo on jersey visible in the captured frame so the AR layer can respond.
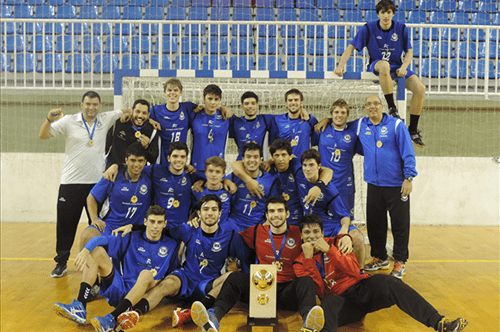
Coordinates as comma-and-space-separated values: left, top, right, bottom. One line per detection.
245, 194, 252, 199
264, 239, 271, 243
181, 177, 187, 186
212, 242, 222, 252
118, 130, 126, 140
146, 258, 152, 265
172, 123, 177, 128
196, 239, 201, 245
121, 187, 130, 192
163, 116, 171, 120
391, 33, 398, 41
168, 187, 174, 193
286, 238, 296, 249
220, 193, 229, 202
158, 246, 168, 257
288, 174, 295, 182
179, 111, 185, 120
246, 133, 251, 139
300, 183, 306, 189
209, 120, 213, 124
285, 124, 290, 129
344, 134, 352, 143
239, 126, 246, 130
383, 44, 389, 49
140, 185, 148, 195
381, 126, 388, 136
138, 247, 146, 252
239, 183, 246, 188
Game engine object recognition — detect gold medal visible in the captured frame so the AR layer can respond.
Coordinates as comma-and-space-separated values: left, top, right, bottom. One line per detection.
283, 193, 290, 201
250, 201, 257, 208
209, 137, 213, 143
376, 140, 383, 148
335, 149, 341, 155
135, 131, 141, 138
89, 139, 94, 146
275, 261, 283, 271
291, 139, 298, 146
173, 200, 180, 208
131, 195, 138, 203
201, 259, 208, 267
150, 269, 157, 277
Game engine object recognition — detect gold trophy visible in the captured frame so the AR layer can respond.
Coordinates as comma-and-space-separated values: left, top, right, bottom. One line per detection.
248, 264, 277, 331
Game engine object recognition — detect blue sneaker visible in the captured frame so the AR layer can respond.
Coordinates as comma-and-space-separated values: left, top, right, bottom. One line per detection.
191, 301, 219, 332
53, 299, 86, 325
91, 313, 116, 332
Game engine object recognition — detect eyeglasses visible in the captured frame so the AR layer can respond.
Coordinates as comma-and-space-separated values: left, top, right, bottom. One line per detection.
365, 102, 382, 107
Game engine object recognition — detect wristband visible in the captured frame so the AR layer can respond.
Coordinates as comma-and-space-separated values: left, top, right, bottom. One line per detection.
315, 180, 326, 191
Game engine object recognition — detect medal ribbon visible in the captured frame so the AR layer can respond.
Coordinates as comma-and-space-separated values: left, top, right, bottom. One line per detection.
82, 113, 97, 142
268, 227, 288, 264
284, 114, 301, 141
127, 170, 141, 202
132, 124, 144, 134
315, 253, 326, 279
169, 169, 186, 204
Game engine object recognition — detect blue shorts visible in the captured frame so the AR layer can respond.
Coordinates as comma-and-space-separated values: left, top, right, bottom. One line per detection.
323, 220, 357, 238
100, 268, 134, 307
170, 268, 213, 301
368, 60, 416, 80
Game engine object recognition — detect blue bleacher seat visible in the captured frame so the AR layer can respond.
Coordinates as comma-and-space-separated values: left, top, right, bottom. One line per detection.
277, 8, 300, 38
102, 6, 121, 20
48, 0, 65, 5
257, 37, 277, 55
394, 11, 406, 22
468, 28, 486, 42
6, 35, 25, 52
450, 12, 469, 24
282, 38, 305, 55
35, 5, 62, 34
407, 10, 426, 23
29, 35, 53, 52
68, 0, 87, 5
230, 55, 254, 70
171, 0, 190, 6
430, 41, 451, 58
88, 0, 106, 4
420, 58, 441, 77
276, 0, 294, 8
412, 40, 429, 57
104, 36, 129, 53
343, 9, 363, 22
6, 0, 26, 4
119, 6, 142, 35
455, 41, 477, 58
415, 26, 440, 41
322, 10, 342, 38
210, 7, 230, 36
429, 11, 448, 24
150, 54, 171, 69
232, 7, 253, 37
79, 5, 99, 19
346, 57, 364, 72
155, 37, 179, 53
185, 7, 207, 36
164, 7, 186, 36
202, 55, 228, 70
56, 5, 76, 19
55, 35, 78, 52
14, 5, 41, 34
150, 0, 168, 5
365, 10, 378, 22
1, 5, 15, 35
94, 54, 119, 73
255, 0, 274, 7
255, 8, 276, 37
337, 0, 355, 10
419, 0, 437, 11
470, 59, 495, 78
206, 36, 229, 54
181, 36, 202, 54
109, 0, 128, 5
191, 0, 211, 7
68, 5, 97, 35
358, 0, 374, 10
311, 57, 333, 71
0, 54, 9, 72
438, 0, 456, 12
478, 0, 496, 13
299, 8, 322, 38
307, 39, 330, 56
175, 54, 200, 69
444, 59, 467, 78
66, 21, 90, 35
316, 0, 335, 9
1, 4, 12, 17
472, 12, 491, 25
26, 0, 45, 4
286, 56, 306, 71
9, 53, 37, 72
399, 0, 417, 11
479, 42, 498, 59
130, 0, 149, 6
296, 0, 314, 9
131, 35, 150, 53
142, 6, 163, 35
458, 0, 476, 12
82, 35, 102, 53
258, 56, 283, 71
122, 54, 146, 69
334, 39, 349, 55
230, 37, 254, 54
38, 53, 63, 72
233, 0, 252, 7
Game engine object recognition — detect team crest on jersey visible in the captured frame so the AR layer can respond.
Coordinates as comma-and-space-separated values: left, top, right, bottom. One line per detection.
381, 126, 388, 136
343, 134, 352, 143
179, 111, 185, 120
220, 193, 229, 202
158, 246, 168, 257
172, 123, 177, 128
212, 242, 222, 252
246, 194, 252, 199
288, 174, 295, 182
181, 177, 187, 186
286, 238, 296, 249
391, 33, 398, 42
256, 121, 261, 129
324, 254, 330, 263
318, 192, 324, 201
258, 184, 264, 191
140, 185, 148, 195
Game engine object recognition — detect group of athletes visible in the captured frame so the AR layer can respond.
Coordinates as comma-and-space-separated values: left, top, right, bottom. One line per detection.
40, 1, 467, 331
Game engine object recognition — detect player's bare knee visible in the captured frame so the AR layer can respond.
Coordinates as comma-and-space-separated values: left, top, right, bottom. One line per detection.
376, 61, 391, 75
350, 229, 364, 247
137, 269, 155, 284
159, 275, 181, 292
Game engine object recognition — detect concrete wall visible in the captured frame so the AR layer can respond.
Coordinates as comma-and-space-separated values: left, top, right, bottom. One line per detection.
1, 153, 499, 225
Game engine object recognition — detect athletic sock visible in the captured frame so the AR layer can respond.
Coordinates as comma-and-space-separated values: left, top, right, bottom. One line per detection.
384, 93, 396, 109
200, 295, 216, 309
111, 298, 133, 320
408, 114, 420, 133
132, 298, 150, 316
77, 282, 92, 309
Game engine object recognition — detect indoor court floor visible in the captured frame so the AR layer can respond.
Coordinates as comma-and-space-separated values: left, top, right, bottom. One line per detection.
1, 223, 498, 332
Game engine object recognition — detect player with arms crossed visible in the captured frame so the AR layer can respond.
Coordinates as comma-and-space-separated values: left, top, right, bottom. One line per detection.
294, 214, 468, 332
53, 205, 180, 332
334, 0, 426, 148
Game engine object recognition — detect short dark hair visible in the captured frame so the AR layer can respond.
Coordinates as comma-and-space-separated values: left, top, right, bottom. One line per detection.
242, 141, 262, 159
285, 88, 303, 102
300, 149, 321, 166
125, 142, 148, 159
376, 0, 396, 14
168, 141, 189, 157
269, 138, 292, 157
82, 91, 101, 103
265, 195, 289, 214
196, 194, 222, 212
132, 99, 150, 110
205, 156, 226, 171
330, 98, 350, 116
298, 214, 324, 232
203, 84, 222, 98
241, 91, 259, 104
146, 205, 166, 220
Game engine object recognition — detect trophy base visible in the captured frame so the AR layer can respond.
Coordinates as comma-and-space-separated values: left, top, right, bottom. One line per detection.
247, 317, 278, 332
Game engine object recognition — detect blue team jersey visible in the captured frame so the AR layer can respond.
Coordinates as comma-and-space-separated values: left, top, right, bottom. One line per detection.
191, 110, 231, 171
297, 176, 350, 236
192, 186, 232, 224
90, 168, 153, 235
152, 165, 194, 228
225, 171, 279, 231
351, 20, 411, 69
270, 114, 318, 160
86, 231, 180, 286
229, 114, 275, 160
268, 158, 303, 225
170, 223, 250, 281
150, 102, 197, 164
